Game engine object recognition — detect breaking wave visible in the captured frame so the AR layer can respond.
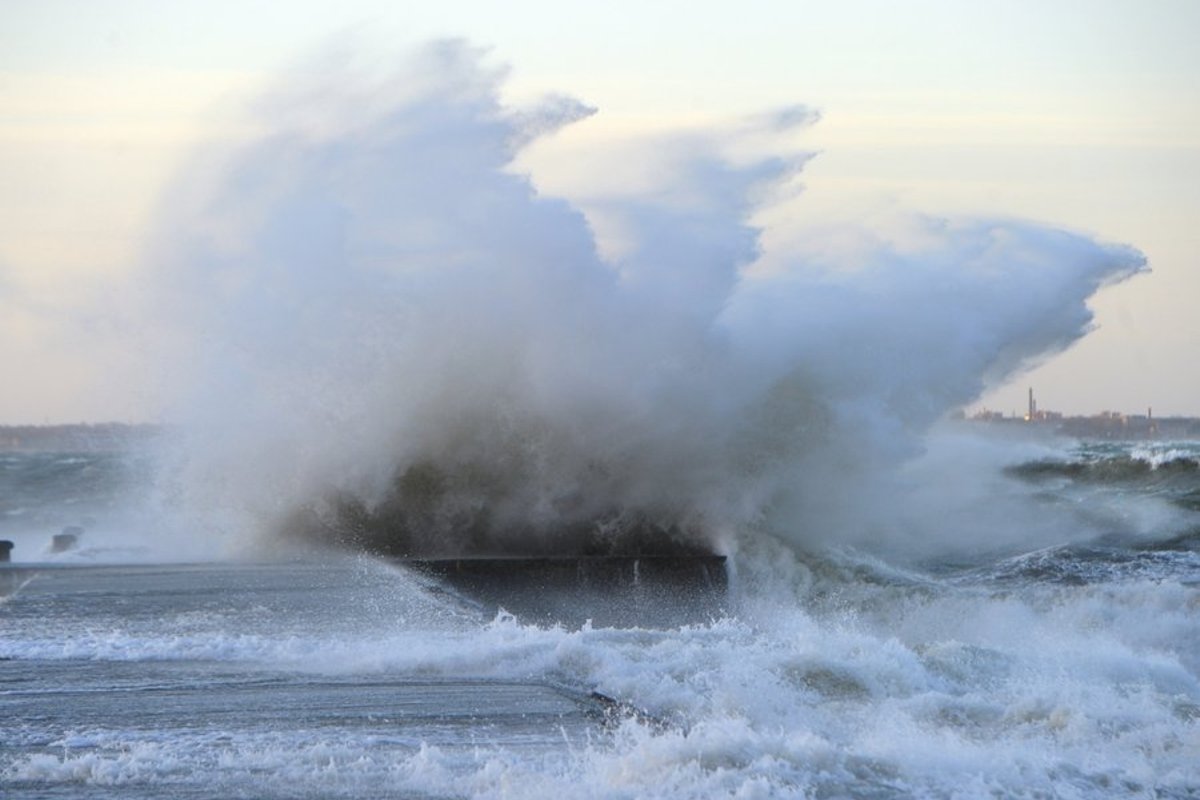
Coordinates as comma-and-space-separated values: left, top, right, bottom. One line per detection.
137, 40, 1145, 559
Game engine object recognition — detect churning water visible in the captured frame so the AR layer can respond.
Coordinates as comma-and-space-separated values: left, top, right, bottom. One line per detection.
3, 41, 1196, 798
2, 439, 1199, 798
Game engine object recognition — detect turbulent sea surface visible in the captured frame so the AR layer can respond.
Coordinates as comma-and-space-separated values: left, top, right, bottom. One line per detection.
2, 39, 1193, 799
2, 437, 1198, 799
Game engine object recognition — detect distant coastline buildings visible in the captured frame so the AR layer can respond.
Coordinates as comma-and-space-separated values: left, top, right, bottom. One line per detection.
1, 395, 1198, 452
968, 388, 1200, 440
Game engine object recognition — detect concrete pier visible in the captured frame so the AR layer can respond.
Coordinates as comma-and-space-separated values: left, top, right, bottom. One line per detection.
401, 555, 728, 627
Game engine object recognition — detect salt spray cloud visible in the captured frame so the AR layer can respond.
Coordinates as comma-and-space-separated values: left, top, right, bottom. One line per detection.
140, 41, 1145, 560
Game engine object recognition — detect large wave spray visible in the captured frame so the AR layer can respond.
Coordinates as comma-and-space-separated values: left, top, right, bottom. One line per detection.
143, 41, 1144, 559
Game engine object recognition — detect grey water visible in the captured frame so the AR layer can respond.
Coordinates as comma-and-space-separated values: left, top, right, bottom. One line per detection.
2, 561, 607, 800
2, 439, 1199, 798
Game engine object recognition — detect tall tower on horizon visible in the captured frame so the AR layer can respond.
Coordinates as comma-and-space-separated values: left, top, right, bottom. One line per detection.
1027, 387, 1037, 421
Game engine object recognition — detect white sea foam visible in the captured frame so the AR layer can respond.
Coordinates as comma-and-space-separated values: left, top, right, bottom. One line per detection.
1128, 442, 1200, 468
6, 570, 1198, 797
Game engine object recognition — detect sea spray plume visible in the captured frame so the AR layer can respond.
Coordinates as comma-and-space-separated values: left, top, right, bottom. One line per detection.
720, 217, 1145, 551
143, 40, 1145, 560
580, 109, 818, 333
145, 41, 772, 555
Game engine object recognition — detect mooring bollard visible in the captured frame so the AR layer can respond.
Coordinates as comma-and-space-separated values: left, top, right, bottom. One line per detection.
51, 526, 84, 553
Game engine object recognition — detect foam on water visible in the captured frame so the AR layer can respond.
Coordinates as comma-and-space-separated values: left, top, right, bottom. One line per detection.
4, 554, 1198, 798
1127, 442, 1200, 469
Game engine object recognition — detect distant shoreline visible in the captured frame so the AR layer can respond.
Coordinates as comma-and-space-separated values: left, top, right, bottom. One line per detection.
3, 412, 1199, 453
0, 424, 162, 452
961, 411, 1200, 440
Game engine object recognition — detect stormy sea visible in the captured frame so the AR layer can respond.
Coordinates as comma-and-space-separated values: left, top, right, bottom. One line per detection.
2, 43, 1197, 798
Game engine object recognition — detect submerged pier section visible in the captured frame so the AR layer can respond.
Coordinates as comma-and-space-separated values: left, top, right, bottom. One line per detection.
401, 555, 728, 628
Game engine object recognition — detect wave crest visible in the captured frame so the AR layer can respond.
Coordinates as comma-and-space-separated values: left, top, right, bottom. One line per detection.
142, 41, 1145, 557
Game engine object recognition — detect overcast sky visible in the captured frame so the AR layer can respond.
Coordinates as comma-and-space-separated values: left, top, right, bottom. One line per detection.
2, 0, 1198, 422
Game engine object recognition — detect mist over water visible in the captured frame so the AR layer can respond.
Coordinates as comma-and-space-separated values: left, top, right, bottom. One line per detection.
142, 40, 1145, 560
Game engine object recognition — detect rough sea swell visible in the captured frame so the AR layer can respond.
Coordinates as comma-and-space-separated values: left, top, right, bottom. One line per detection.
2, 439, 1199, 798
4, 40, 1198, 799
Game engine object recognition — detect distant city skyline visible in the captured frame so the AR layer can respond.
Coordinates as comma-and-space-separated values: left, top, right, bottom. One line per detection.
2, 1, 1198, 422
972, 387, 1171, 422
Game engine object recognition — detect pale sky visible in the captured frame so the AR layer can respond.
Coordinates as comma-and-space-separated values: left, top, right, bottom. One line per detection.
2, 0, 1198, 422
